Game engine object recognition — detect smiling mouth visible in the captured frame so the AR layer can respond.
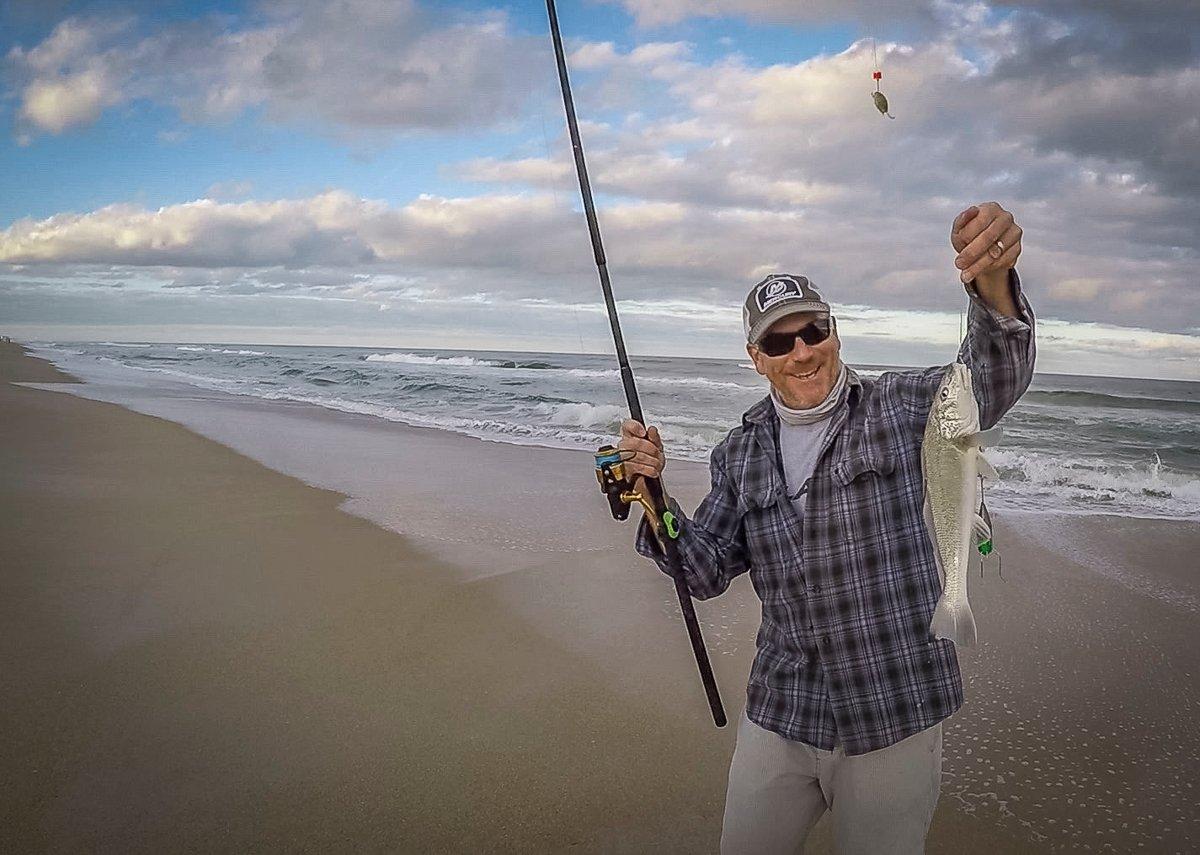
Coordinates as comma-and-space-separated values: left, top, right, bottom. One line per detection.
793, 368, 820, 380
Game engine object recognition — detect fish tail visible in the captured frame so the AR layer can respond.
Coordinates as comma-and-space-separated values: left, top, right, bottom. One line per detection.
930, 597, 978, 648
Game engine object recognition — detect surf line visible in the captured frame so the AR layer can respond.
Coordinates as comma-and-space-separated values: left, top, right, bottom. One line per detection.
544, 0, 727, 727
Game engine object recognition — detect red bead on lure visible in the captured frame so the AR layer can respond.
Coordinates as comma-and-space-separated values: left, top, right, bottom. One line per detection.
871, 40, 895, 118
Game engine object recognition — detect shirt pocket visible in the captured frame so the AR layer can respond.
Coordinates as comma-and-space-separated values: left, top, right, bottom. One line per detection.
831, 450, 902, 540
740, 489, 798, 574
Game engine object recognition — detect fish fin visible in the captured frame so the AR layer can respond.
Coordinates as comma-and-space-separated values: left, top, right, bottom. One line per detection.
969, 427, 1004, 448
972, 511, 991, 546
930, 598, 978, 648
977, 453, 999, 481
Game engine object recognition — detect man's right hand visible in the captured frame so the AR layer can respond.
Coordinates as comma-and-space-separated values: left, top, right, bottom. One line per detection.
618, 419, 666, 481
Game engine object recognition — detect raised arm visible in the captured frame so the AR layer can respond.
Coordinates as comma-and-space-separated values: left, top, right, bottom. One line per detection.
959, 267, 1036, 428
951, 203, 1037, 426
898, 201, 1037, 430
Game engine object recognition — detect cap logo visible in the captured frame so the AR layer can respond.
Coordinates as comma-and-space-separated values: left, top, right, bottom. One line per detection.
756, 276, 803, 311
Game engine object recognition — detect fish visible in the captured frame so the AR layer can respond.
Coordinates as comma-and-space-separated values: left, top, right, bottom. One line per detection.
872, 90, 895, 119
921, 361, 1000, 647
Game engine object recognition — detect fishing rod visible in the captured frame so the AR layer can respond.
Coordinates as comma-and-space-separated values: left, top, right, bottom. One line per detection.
544, 0, 726, 728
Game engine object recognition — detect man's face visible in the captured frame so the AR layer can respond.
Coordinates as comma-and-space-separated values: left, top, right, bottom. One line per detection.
747, 312, 842, 409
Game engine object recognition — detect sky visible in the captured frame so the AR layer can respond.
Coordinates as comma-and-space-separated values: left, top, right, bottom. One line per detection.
0, 0, 1197, 380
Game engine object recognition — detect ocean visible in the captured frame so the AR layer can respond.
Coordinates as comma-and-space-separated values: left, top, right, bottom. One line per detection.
33, 341, 1200, 521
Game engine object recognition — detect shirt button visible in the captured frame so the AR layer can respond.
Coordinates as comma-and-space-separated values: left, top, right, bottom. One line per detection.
810, 584, 821, 594
821, 635, 830, 647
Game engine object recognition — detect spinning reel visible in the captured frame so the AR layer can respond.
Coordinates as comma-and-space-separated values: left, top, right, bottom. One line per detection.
594, 445, 680, 541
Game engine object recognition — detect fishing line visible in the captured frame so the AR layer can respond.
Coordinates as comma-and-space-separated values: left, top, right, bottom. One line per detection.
871, 36, 895, 118
536, 62, 588, 357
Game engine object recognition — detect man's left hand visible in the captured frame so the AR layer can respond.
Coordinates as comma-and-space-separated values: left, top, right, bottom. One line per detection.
951, 202, 1022, 286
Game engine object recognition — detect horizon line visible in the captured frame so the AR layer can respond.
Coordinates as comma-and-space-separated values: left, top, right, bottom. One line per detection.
11, 336, 1197, 385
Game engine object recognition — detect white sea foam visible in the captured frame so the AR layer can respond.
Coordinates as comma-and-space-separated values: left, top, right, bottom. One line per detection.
987, 448, 1200, 520
364, 357, 753, 391
174, 346, 267, 356
241, 390, 625, 453
561, 367, 619, 379
562, 366, 752, 391
365, 352, 497, 367
536, 402, 626, 429
91, 357, 253, 394
650, 375, 754, 391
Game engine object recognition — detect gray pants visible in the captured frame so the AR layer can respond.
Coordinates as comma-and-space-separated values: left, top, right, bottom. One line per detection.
720, 710, 943, 855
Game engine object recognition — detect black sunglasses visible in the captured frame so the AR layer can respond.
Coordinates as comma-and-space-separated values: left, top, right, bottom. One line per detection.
757, 318, 831, 357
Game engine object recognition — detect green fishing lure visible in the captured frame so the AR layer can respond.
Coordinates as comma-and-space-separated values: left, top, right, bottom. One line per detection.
872, 90, 895, 119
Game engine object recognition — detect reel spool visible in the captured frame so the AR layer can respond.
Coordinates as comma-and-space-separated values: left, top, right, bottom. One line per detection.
594, 445, 680, 539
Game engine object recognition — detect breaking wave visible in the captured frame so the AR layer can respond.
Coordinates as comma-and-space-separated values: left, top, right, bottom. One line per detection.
31, 341, 1200, 521
986, 448, 1200, 520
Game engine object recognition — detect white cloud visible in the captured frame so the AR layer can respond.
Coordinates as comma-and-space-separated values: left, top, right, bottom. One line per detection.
607, 0, 935, 28
17, 68, 120, 132
466, 33, 1199, 333
0, 193, 380, 267
5, 0, 541, 138
1047, 277, 1101, 302
1, 175, 1195, 340
7, 16, 131, 134
459, 157, 573, 185
253, 0, 538, 130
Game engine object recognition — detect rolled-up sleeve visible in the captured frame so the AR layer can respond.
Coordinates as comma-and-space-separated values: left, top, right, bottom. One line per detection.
634, 438, 750, 600
958, 268, 1036, 428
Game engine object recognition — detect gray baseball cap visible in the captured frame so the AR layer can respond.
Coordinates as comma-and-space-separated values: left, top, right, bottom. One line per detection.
743, 274, 831, 344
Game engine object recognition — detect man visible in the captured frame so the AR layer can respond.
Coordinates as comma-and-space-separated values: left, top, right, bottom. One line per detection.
618, 202, 1035, 854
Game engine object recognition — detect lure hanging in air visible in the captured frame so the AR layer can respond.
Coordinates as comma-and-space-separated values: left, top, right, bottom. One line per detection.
871, 38, 895, 119
872, 87, 893, 119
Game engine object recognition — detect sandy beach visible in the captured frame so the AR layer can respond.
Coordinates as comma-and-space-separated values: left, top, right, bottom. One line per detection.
2, 340, 1197, 853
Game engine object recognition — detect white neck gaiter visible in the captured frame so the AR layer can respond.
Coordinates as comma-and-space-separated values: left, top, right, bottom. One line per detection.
770, 362, 849, 426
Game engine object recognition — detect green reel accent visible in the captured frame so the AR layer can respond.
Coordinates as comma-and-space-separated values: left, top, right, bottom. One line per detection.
661, 510, 680, 540
977, 539, 993, 556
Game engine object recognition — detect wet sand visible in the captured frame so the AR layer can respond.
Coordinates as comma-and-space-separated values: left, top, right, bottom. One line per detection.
2, 341, 1196, 852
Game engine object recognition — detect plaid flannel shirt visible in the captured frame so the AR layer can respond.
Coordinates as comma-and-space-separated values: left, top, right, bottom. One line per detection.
636, 269, 1036, 755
